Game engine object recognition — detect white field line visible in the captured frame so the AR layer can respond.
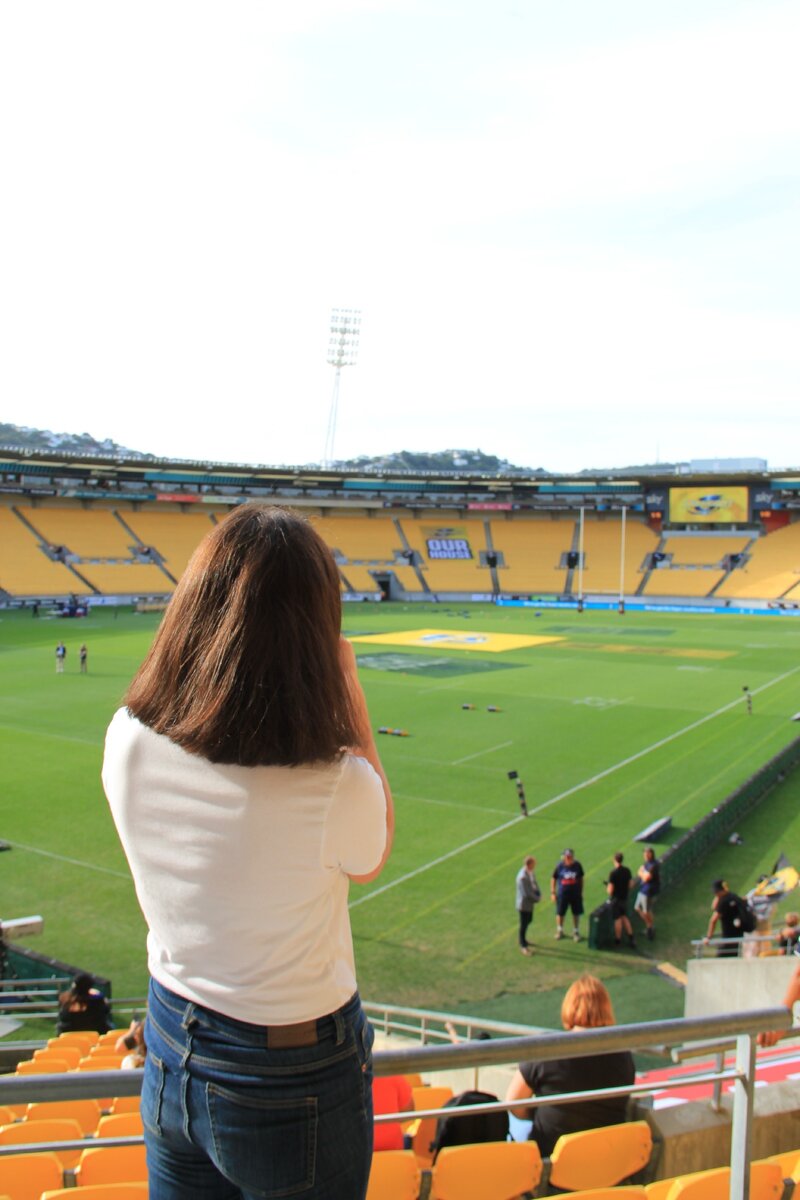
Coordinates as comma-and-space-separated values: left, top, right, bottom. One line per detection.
395, 791, 510, 816
350, 662, 800, 910
0, 722, 102, 749
451, 740, 513, 766
6, 841, 131, 880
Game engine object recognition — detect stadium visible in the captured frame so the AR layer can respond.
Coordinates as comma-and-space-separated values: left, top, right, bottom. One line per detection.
1, 444, 799, 1197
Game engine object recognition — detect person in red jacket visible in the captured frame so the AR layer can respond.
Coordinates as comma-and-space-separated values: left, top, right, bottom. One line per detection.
372, 1075, 414, 1151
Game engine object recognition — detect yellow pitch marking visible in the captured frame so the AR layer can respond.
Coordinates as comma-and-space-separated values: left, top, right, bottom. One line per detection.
557, 641, 732, 660
348, 628, 563, 654
656, 962, 688, 987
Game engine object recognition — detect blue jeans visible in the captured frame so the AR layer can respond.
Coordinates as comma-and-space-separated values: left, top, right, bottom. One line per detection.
143, 978, 374, 1200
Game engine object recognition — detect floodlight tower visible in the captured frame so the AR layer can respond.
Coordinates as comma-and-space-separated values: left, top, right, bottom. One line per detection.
323, 307, 361, 467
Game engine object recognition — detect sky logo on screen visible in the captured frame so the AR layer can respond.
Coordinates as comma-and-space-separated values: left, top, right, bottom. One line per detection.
687, 493, 726, 517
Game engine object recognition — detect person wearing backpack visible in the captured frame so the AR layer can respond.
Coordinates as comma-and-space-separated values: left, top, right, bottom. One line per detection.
705, 879, 751, 957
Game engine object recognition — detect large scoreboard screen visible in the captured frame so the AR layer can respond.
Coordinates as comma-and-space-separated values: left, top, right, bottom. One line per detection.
669, 486, 749, 524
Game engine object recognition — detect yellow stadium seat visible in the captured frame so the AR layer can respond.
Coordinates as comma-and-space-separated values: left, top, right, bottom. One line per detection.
410, 1085, 453, 1167
660, 1160, 784, 1199
94, 1032, 125, 1049
0, 1107, 17, 1126
15, 1059, 71, 1075
43, 1187, 148, 1200
95, 1113, 144, 1139
0, 1151, 63, 1200
548, 1121, 653, 1192
76, 1056, 124, 1071
766, 1150, 800, 1181
75, 1145, 148, 1186
34, 1046, 82, 1069
25, 1100, 102, 1136
429, 1141, 542, 1200
109, 1099, 142, 1116
0, 1118, 85, 1170
366, 1150, 421, 1200
645, 1181, 673, 1199
552, 1190, 648, 1199
49, 1033, 98, 1055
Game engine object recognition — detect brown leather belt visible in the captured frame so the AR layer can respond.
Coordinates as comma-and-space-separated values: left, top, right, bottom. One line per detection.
266, 1019, 319, 1049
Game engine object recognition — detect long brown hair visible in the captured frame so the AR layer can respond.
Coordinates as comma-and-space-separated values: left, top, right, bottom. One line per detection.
124, 505, 358, 766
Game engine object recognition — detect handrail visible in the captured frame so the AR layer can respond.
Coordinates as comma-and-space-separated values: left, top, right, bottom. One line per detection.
371, 1007, 789, 1074
0, 1007, 791, 1200
689, 934, 794, 958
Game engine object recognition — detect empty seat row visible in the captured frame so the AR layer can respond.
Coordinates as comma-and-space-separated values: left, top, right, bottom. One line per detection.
366, 1143, 797, 1199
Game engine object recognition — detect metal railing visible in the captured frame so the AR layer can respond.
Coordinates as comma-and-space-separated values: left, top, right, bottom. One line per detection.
690, 934, 797, 958
0, 1006, 792, 1199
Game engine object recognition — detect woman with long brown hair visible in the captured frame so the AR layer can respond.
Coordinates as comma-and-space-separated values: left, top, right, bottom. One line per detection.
102, 505, 393, 1200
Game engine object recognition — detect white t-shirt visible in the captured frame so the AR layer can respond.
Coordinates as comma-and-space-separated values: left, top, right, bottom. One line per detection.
102, 708, 387, 1025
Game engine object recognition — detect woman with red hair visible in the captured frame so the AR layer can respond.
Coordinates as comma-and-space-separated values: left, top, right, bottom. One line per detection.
506, 974, 634, 1155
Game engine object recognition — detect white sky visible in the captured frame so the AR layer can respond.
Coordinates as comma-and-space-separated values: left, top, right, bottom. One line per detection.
1, 0, 798, 472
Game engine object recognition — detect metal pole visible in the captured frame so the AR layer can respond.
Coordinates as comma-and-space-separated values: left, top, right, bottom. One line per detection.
578, 506, 585, 604
619, 505, 627, 606
729, 1032, 756, 1199
323, 367, 341, 467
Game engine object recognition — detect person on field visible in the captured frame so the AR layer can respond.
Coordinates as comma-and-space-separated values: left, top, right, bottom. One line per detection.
79, 643, 88, 674
55, 642, 67, 673
607, 852, 634, 947
634, 847, 660, 941
551, 848, 584, 941
516, 856, 541, 955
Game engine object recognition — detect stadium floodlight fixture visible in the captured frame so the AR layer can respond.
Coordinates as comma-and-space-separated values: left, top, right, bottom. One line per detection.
324, 307, 361, 467
327, 307, 361, 368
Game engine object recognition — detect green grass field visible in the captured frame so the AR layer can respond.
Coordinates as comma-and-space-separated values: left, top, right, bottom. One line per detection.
1, 602, 799, 1036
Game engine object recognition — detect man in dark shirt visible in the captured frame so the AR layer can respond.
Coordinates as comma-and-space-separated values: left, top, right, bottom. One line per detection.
705, 879, 746, 957
607, 852, 634, 948
551, 849, 585, 942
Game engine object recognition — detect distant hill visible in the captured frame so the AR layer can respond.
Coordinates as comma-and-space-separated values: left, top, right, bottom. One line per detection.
333, 449, 542, 473
0, 422, 151, 459
0, 422, 680, 476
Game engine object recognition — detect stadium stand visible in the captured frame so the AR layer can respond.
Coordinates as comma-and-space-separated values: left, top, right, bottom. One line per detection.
74, 564, 171, 594
119, 509, 217, 580
489, 516, 572, 593
0, 506, 84, 596
643, 534, 752, 598
579, 516, 659, 594
398, 518, 493, 592
312, 514, 402, 561
716, 522, 800, 600
311, 514, 425, 593
662, 535, 751, 565
17, 506, 132, 559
